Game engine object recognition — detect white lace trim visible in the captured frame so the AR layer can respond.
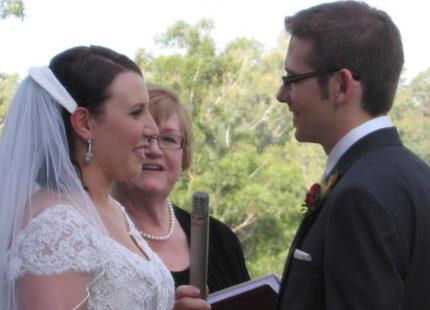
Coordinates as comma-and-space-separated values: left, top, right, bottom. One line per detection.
8, 204, 175, 310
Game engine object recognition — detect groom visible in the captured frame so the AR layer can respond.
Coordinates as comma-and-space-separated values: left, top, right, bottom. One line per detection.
276, 1, 430, 309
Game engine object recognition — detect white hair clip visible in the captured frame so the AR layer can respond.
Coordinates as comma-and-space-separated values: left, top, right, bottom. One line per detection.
29, 66, 78, 113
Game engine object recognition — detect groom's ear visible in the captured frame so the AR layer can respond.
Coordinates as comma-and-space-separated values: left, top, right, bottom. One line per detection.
333, 68, 361, 106
70, 107, 94, 141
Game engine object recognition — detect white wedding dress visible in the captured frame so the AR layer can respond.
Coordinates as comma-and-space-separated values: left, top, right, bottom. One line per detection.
7, 204, 175, 310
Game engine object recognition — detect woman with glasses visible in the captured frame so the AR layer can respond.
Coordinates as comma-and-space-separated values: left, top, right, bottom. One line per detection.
113, 84, 250, 293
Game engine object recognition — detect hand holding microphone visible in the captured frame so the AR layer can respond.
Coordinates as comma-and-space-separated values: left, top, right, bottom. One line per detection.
189, 192, 209, 300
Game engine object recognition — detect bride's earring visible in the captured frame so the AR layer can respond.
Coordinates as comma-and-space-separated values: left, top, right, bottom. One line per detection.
85, 138, 94, 163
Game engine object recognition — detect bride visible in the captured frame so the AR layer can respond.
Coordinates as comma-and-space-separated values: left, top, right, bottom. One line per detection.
0, 46, 209, 310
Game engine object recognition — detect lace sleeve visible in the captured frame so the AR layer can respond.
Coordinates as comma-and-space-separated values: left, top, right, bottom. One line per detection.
8, 204, 106, 280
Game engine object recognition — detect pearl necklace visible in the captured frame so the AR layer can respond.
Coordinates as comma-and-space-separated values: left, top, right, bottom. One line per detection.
139, 199, 175, 241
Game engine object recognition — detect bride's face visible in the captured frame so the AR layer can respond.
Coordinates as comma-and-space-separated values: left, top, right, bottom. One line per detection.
89, 71, 158, 181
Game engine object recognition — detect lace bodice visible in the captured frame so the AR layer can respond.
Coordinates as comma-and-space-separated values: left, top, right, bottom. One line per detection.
7, 204, 175, 310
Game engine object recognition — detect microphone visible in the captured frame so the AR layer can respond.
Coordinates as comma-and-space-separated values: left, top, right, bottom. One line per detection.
189, 191, 210, 300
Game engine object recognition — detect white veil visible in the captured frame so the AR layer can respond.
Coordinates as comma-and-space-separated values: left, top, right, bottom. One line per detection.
0, 67, 107, 309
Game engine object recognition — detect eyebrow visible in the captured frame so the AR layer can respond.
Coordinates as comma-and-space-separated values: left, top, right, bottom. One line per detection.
159, 128, 181, 134
130, 102, 146, 109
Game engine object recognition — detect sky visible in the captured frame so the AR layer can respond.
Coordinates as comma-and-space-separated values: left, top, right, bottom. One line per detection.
0, 0, 429, 81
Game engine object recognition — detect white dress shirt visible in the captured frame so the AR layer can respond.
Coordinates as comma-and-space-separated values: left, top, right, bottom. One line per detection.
322, 115, 394, 180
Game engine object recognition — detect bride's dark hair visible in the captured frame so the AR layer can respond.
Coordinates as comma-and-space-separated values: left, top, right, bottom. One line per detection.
49, 45, 142, 156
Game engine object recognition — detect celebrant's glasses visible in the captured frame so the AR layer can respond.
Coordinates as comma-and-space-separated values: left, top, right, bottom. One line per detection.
144, 135, 185, 149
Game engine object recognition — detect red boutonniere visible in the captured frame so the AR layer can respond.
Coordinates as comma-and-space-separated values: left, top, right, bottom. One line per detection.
302, 171, 339, 210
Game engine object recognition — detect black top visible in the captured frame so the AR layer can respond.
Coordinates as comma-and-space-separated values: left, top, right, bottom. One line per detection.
172, 206, 250, 293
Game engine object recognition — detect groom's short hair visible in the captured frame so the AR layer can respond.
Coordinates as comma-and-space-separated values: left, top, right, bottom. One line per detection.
285, 1, 403, 115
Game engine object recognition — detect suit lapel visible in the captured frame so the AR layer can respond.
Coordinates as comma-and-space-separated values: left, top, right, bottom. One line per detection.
277, 128, 403, 309
277, 175, 335, 308
326, 127, 403, 178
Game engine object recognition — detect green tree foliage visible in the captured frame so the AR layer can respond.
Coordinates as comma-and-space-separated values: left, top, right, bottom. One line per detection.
0, 72, 19, 130
390, 69, 430, 163
0, 0, 25, 19
136, 20, 325, 277
136, 20, 430, 278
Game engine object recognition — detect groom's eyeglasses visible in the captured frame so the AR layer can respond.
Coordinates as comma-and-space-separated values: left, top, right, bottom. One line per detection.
282, 68, 360, 87
144, 135, 185, 149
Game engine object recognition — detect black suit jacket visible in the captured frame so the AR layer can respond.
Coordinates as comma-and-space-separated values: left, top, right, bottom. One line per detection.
277, 128, 430, 310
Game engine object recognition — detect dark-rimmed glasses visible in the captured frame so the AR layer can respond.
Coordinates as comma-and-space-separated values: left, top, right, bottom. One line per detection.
144, 134, 184, 149
282, 68, 360, 87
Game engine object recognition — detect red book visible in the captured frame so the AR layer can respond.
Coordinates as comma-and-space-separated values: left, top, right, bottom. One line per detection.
208, 273, 280, 310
